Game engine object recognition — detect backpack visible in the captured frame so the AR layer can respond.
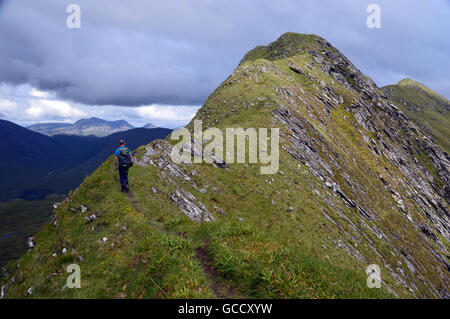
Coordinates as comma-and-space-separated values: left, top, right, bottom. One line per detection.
118, 147, 132, 168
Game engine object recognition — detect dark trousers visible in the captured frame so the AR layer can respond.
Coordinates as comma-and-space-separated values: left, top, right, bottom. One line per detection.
118, 166, 129, 189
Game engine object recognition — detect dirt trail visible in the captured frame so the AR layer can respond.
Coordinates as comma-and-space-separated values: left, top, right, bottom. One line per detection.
195, 239, 236, 298
125, 191, 236, 299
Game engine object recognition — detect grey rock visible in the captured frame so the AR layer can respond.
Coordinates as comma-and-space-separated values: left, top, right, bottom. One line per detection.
27, 237, 34, 249
170, 190, 215, 222
214, 206, 226, 215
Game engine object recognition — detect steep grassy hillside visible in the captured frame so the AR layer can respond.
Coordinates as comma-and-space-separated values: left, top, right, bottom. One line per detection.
1, 33, 448, 299
381, 79, 450, 154
0, 120, 63, 201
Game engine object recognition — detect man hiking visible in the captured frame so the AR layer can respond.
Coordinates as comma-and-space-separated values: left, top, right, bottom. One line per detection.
115, 139, 133, 192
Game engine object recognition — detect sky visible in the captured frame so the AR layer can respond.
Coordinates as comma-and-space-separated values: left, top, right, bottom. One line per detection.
0, 0, 449, 128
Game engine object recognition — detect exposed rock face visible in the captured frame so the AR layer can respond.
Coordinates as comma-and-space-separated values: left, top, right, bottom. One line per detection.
170, 190, 215, 222
272, 37, 449, 237
270, 71, 450, 296
136, 141, 215, 222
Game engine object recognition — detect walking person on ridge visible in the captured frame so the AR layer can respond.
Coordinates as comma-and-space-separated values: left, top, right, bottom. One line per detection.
114, 139, 133, 192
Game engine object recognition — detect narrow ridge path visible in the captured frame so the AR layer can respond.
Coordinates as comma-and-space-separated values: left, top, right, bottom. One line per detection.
195, 239, 236, 298
125, 191, 237, 299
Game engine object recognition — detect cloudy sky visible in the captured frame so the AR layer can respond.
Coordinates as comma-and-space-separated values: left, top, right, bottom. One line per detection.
0, 0, 449, 128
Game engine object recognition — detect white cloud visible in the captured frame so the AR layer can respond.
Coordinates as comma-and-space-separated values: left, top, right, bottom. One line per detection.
29, 88, 52, 98
0, 99, 18, 113
135, 105, 197, 121
0, 83, 199, 128
25, 99, 87, 119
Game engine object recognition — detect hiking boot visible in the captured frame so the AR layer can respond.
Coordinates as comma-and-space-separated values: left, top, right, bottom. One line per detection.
121, 187, 125, 192
125, 185, 130, 192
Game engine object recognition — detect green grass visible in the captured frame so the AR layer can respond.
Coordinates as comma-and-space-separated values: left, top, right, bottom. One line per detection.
0, 148, 393, 298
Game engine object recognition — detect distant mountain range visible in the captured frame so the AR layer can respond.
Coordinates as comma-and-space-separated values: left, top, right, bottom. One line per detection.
27, 117, 160, 137
0, 119, 171, 201
143, 123, 157, 129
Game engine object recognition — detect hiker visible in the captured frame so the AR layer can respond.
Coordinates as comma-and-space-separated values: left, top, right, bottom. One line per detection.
114, 139, 133, 192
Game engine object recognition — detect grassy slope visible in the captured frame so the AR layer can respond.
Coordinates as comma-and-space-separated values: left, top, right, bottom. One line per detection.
0, 152, 390, 298
381, 79, 450, 154
2, 33, 448, 299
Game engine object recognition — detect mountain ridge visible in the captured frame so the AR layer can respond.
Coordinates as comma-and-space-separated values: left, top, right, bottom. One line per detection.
2, 32, 448, 299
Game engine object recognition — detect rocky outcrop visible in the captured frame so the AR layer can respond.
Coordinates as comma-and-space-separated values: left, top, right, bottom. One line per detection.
135, 141, 215, 222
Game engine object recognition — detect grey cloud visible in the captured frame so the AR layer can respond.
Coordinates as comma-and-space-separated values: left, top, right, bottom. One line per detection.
0, 0, 448, 108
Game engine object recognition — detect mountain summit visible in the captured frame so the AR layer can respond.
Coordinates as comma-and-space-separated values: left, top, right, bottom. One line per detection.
2, 33, 449, 299
381, 79, 450, 153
